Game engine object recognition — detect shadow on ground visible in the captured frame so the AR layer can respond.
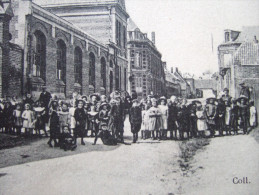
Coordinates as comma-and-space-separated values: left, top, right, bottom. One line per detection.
0, 136, 122, 168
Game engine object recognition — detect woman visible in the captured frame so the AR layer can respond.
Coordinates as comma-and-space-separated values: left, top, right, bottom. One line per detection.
158, 96, 168, 139
74, 99, 87, 145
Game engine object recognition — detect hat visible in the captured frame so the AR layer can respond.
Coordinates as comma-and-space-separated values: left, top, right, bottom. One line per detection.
160, 96, 167, 100
77, 98, 86, 105
237, 96, 248, 103
206, 97, 217, 103
99, 102, 111, 110
81, 95, 88, 100
239, 82, 245, 86
90, 93, 100, 101
110, 99, 118, 104
192, 100, 201, 105
223, 88, 229, 92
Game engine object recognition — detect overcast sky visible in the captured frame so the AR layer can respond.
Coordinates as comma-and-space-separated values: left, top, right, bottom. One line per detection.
125, 0, 259, 76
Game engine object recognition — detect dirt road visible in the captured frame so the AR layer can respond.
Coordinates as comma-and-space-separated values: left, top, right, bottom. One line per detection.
0, 126, 258, 195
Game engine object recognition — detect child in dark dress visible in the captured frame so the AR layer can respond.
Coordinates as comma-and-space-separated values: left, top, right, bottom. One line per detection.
59, 125, 77, 151
47, 103, 60, 147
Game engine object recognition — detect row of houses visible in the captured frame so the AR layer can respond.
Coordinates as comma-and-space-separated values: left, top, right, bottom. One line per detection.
0, 0, 192, 100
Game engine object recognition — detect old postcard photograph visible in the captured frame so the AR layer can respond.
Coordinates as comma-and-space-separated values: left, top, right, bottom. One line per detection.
0, 0, 258, 194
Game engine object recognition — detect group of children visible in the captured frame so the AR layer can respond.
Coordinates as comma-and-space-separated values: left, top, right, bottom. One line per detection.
0, 88, 258, 149
137, 89, 257, 140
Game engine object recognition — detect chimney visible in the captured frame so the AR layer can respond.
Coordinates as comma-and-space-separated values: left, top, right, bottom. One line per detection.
175, 67, 179, 73
171, 67, 174, 73
151, 32, 155, 45
254, 36, 258, 44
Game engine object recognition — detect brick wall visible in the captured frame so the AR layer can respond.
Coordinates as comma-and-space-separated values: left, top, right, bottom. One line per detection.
6, 43, 23, 98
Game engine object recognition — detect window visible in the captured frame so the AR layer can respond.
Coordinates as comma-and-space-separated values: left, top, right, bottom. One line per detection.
115, 64, 119, 90
74, 47, 82, 85
110, 60, 113, 68
89, 53, 95, 90
101, 57, 106, 92
57, 40, 66, 82
32, 31, 46, 80
123, 26, 127, 48
116, 20, 122, 47
135, 52, 142, 68
110, 71, 113, 92
124, 68, 127, 90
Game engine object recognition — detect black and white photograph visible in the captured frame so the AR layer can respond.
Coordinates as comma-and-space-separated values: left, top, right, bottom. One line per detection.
0, 0, 258, 194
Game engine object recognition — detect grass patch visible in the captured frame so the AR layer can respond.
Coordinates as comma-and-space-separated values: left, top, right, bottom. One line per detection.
178, 138, 210, 175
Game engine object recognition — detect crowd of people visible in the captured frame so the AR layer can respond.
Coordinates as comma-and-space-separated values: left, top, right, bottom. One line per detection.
0, 86, 257, 151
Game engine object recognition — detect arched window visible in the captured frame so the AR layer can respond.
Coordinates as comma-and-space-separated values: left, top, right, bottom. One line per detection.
101, 57, 106, 91
33, 31, 46, 81
89, 52, 95, 89
110, 60, 113, 68
74, 47, 82, 85
110, 71, 113, 92
57, 40, 66, 82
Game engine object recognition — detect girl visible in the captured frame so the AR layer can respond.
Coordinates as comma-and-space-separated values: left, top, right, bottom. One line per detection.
158, 97, 168, 139
129, 99, 142, 143
231, 99, 239, 135
22, 103, 35, 137
34, 101, 48, 137
48, 103, 60, 147
74, 99, 87, 145
224, 100, 232, 135
13, 104, 23, 135
141, 104, 150, 139
196, 103, 208, 137
69, 101, 77, 136
88, 104, 99, 137
249, 101, 257, 129
147, 98, 161, 140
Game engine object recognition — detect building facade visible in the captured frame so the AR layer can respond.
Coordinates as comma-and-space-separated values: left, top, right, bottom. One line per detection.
33, 0, 129, 95
127, 18, 165, 99
218, 27, 259, 108
164, 65, 181, 98
1, 0, 129, 99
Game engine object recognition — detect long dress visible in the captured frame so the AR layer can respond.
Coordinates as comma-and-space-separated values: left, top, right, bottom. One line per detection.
141, 110, 149, 131
22, 110, 35, 128
129, 106, 142, 134
69, 107, 76, 129
147, 106, 161, 131
74, 108, 87, 137
13, 110, 23, 127
158, 105, 168, 129
249, 106, 257, 127
196, 109, 208, 131
225, 106, 231, 126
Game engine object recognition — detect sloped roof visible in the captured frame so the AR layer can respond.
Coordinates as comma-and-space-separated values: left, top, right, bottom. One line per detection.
233, 42, 259, 65
33, 0, 126, 10
195, 79, 217, 90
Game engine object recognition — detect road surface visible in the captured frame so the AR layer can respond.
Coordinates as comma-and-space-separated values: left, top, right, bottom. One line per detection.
0, 121, 258, 194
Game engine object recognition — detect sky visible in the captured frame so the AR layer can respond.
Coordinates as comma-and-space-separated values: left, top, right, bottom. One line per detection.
125, 0, 259, 77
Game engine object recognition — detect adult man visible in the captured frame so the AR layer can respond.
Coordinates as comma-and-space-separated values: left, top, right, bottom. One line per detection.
38, 86, 52, 126
239, 82, 250, 100
39, 86, 52, 109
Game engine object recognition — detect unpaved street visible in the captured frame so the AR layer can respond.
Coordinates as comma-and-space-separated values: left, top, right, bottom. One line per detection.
0, 126, 258, 195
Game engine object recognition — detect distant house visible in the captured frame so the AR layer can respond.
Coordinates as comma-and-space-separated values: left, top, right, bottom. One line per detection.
218, 26, 259, 108
194, 79, 217, 98
164, 65, 181, 98
173, 68, 191, 98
